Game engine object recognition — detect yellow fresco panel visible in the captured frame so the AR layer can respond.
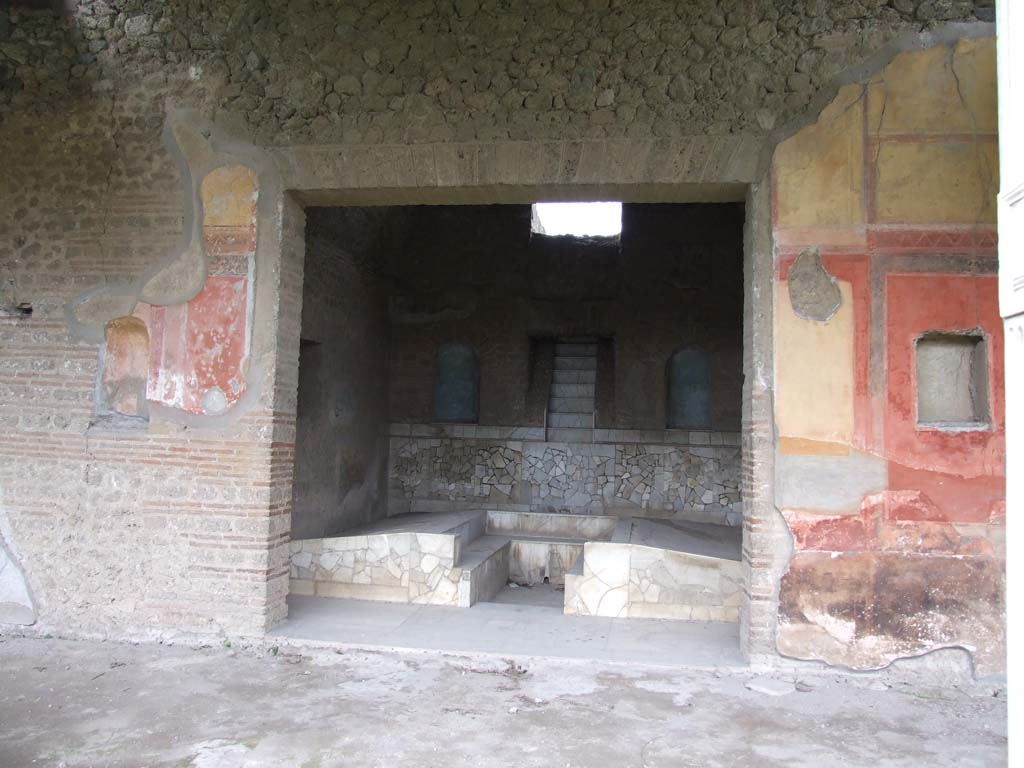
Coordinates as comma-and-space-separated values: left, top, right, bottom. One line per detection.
874, 140, 998, 225
774, 84, 865, 230
200, 163, 258, 228
867, 39, 996, 136
776, 282, 855, 447
953, 37, 998, 134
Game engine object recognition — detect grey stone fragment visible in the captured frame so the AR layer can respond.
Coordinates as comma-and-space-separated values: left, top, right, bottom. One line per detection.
775, 450, 887, 513
202, 387, 229, 416
745, 677, 795, 696
788, 248, 841, 322
125, 15, 152, 38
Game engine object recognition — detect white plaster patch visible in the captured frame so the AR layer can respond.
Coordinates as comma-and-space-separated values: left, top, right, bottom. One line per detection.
633, 677, 696, 707
189, 739, 252, 768
804, 607, 858, 644
775, 449, 888, 513
201, 386, 228, 415
745, 677, 796, 696
519, 667, 604, 701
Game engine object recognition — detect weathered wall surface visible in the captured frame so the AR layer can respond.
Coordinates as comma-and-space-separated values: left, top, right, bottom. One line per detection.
387, 203, 744, 430
1, 109, 292, 639
291, 208, 395, 539
2, 1, 993, 143
771, 37, 1004, 673
128, 162, 258, 419
0, 0, 1002, 676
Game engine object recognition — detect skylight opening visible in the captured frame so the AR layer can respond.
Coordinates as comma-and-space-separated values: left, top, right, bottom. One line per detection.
531, 201, 622, 237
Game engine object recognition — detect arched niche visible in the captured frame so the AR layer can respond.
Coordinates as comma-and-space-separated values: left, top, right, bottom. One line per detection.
667, 346, 711, 429
433, 342, 480, 423
98, 316, 150, 421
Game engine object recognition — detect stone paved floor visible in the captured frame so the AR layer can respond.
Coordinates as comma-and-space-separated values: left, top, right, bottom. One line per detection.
0, 635, 1006, 767
273, 593, 745, 668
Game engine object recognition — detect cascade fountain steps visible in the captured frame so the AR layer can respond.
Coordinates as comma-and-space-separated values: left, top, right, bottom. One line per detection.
547, 339, 598, 441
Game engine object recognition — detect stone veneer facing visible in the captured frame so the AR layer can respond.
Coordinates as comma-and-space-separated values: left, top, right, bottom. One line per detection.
291, 510, 743, 622
564, 541, 743, 622
388, 424, 742, 526
291, 532, 468, 606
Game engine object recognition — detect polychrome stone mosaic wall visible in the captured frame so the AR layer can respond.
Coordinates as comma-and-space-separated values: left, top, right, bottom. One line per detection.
387, 424, 742, 525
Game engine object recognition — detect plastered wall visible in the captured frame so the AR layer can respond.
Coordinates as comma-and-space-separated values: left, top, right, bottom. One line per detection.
0, 0, 1003, 673
771, 37, 1004, 674
0, 111, 292, 639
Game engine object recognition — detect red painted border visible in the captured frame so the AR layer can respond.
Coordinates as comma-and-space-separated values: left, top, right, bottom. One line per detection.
884, 273, 1005, 522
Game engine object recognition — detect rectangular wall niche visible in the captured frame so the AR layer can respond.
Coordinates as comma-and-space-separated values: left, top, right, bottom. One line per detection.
915, 332, 990, 428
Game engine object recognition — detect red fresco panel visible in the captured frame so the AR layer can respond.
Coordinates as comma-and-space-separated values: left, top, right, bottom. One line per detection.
777, 252, 874, 452
885, 273, 1004, 522
180, 275, 249, 413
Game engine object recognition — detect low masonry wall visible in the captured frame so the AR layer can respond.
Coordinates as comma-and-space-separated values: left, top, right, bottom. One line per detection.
564, 541, 744, 622
290, 531, 466, 606
387, 424, 742, 526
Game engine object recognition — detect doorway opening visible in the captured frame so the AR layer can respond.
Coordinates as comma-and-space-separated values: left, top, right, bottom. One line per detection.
284, 198, 747, 648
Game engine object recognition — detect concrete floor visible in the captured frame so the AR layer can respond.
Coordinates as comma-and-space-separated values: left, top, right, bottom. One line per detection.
273, 591, 745, 668
490, 581, 567, 608
0, 634, 1006, 767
